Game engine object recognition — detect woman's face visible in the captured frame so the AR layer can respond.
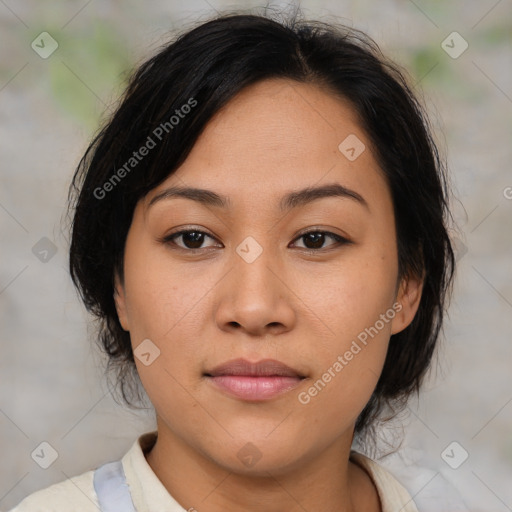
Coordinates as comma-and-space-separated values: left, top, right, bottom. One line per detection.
114, 78, 421, 475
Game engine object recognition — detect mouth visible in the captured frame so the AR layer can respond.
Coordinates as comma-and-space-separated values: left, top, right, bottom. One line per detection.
204, 358, 307, 401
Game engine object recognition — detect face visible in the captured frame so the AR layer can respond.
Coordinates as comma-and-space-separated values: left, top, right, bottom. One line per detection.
114, 78, 422, 476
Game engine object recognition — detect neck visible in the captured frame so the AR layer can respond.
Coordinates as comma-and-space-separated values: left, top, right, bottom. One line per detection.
144, 420, 380, 512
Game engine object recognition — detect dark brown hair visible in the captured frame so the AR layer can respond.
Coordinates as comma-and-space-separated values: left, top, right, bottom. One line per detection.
67, 9, 455, 439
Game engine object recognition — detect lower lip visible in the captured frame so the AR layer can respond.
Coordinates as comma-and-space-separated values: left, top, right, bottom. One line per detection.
206, 375, 303, 401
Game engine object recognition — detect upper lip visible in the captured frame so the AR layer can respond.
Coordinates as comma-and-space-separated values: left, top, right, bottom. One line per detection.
205, 358, 305, 378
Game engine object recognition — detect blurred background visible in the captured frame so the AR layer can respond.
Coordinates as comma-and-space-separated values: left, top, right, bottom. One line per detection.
1, 1, 511, 510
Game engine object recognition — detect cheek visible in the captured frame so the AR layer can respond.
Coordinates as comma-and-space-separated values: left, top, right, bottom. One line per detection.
124, 250, 210, 425
121, 235, 220, 398
292, 244, 397, 412
295, 281, 394, 436
301, 245, 398, 342
122, 235, 210, 343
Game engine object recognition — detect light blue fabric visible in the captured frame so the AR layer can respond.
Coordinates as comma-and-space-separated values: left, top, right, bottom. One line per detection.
93, 460, 137, 512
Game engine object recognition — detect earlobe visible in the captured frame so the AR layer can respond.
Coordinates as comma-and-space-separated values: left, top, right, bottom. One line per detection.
113, 273, 130, 331
390, 274, 423, 335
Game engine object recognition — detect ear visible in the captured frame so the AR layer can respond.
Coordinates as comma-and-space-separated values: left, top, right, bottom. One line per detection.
113, 272, 130, 331
390, 273, 423, 335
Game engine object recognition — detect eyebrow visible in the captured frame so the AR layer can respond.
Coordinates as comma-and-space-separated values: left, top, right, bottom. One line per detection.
148, 182, 369, 212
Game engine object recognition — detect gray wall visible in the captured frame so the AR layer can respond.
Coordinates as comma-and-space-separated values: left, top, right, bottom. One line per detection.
1, 1, 511, 510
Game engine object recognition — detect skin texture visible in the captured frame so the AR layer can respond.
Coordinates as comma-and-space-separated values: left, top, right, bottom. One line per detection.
114, 78, 423, 512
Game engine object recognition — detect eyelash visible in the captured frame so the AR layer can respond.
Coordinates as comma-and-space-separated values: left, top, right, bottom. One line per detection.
160, 227, 351, 253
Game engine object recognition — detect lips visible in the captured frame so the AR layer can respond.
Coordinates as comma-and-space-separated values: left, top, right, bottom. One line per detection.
205, 358, 305, 378
204, 358, 306, 401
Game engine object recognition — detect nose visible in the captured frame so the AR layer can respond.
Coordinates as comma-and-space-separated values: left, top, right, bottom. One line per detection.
214, 244, 296, 337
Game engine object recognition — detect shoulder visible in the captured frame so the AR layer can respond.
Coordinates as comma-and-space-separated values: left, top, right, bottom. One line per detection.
351, 451, 470, 512
351, 452, 419, 512
7, 432, 152, 512
7, 470, 98, 512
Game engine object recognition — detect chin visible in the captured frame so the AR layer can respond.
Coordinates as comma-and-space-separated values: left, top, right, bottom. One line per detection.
201, 433, 309, 478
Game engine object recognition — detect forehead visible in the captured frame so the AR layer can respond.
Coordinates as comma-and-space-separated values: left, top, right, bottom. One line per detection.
187, 79, 363, 170
147, 78, 386, 210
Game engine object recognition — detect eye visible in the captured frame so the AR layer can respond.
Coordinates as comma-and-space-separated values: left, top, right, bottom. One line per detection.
291, 230, 350, 251
160, 227, 350, 252
161, 229, 221, 251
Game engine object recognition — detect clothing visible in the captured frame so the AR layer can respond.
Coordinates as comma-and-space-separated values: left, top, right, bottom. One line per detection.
8, 431, 466, 512
93, 461, 136, 512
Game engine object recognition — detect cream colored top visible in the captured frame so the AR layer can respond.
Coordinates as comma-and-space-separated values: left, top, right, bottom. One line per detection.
8, 431, 466, 512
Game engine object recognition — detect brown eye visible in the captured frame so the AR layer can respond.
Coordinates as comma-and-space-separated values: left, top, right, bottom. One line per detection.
292, 231, 349, 251
163, 229, 220, 251
162, 228, 349, 252
302, 232, 326, 249
179, 231, 207, 249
